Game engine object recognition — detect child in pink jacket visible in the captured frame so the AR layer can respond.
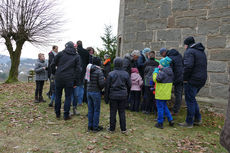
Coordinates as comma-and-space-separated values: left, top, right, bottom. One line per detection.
130, 68, 143, 112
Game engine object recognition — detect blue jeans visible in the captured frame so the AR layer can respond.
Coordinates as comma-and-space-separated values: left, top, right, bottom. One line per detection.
77, 85, 84, 105
72, 87, 78, 107
50, 93, 56, 103
184, 83, 202, 125
156, 100, 173, 124
87, 92, 101, 128
55, 81, 73, 118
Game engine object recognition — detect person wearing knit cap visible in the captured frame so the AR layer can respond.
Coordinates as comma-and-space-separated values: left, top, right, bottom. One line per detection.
160, 47, 184, 115
179, 36, 207, 128
153, 56, 174, 129
137, 48, 151, 78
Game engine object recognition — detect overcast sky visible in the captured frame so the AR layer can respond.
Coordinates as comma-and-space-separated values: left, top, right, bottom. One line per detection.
0, 0, 120, 59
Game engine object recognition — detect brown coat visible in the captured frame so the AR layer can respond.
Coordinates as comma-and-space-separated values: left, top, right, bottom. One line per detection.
220, 83, 230, 152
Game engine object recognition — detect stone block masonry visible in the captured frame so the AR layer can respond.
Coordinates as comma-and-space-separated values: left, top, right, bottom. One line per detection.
118, 0, 230, 104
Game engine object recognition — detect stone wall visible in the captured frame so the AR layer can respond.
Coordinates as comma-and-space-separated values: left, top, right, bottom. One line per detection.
117, 0, 230, 104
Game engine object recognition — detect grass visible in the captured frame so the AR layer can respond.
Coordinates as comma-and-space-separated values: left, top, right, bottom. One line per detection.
0, 82, 227, 153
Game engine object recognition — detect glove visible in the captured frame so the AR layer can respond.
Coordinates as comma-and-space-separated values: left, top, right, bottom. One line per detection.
154, 68, 159, 74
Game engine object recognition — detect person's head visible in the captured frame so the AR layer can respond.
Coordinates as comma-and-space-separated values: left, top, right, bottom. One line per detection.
148, 51, 156, 59
131, 68, 139, 74
104, 54, 110, 60
92, 56, 101, 66
143, 48, 151, 57
184, 36, 195, 50
160, 48, 167, 57
131, 50, 140, 61
65, 41, 74, 48
38, 53, 45, 61
77, 40, 83, 48
86, 47, 95, 55
52, 45, 58, 53
159, 56, 172, 68
113, 57, 123, 69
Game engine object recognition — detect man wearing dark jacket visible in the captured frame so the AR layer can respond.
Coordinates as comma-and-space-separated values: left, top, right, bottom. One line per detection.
51, 41, 81, 120
122, 50, 139, 75
179, 36, 207, 128
105, 57, 131, 133
47, 45, 58, 98
87, 57, 105, 132
77, 40, 90, 104
160, 48, 183, 115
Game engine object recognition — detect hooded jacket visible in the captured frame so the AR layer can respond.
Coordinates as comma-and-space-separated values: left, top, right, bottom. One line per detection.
220, 84, 230, 152
123, 54, 137, 75
51, 43, 82, 86
183, 43, 207, 88
144, 58, 159, 86
131, 68, 143, 91
153, 67, 174, 100
105, 58, 131, 103
166, 49, 183, 85
87, 65, 105, 92
35, 59, 48, 81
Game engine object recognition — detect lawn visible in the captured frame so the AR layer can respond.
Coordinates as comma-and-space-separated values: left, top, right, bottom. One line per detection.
0, 82, 227, 153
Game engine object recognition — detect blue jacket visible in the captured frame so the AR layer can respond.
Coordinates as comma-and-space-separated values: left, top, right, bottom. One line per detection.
166, 49, 183, 85
183, 43, 207, 88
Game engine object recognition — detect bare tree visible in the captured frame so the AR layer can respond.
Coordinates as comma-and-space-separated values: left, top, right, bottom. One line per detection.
0, 0, 62, 83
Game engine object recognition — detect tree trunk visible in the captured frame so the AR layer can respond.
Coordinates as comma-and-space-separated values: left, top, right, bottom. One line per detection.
5, 38, 24, 83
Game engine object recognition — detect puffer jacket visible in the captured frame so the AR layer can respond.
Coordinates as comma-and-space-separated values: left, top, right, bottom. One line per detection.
220, 84, 230, 152
34, 59, 48, 81
166, 49, 183, 85
144, 58, 159, 86
105, 58, 131, 103
153, 67, 174, 100
87, 65, 105, 92
131, 70, 143, 91
183, 43, 207, 88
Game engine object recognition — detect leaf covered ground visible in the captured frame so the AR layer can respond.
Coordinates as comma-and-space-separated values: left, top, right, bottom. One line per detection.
0, 82, 227, 153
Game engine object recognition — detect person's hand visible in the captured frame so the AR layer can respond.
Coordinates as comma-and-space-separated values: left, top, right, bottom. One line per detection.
43, 67, 46, 70
73, 86, 77, 88
183, 81, 188, 84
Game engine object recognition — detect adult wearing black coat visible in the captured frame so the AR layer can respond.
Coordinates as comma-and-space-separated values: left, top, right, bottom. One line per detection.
51, 41, 82, 120
160, 48, 183, 115
179, 36, 207, 128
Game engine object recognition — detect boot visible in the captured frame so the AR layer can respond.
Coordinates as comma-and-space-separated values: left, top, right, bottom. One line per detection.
34, 96, 39, 103
48, 101, 53, 107
72, 106, 80, 116
39, 96, 46, 102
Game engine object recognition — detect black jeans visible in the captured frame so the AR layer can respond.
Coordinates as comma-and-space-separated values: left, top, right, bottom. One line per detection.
35, 80, 45, 97
172, 82, 183, 113
55, 81, 73, 118
130, 91, 141, 112
110, 99, 126, 131
142, 86, 156, 113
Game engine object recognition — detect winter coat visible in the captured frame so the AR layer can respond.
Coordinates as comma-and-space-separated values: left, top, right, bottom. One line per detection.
103, 59, 111, 78
77, 45, 90, 84
123, 55, 138, 75
48, 51, 55, 79
131, 70, 143, 91
137, 51, 146, 78
144, 58, 159, 86
87, 65, 105, 92
153, 67, 174, 100
34, 59, 48, 81
105, 58, 131, 102
166, 49, 183, 85
183, 43, 207, 88
220, 84, 230, 152
51, 46, 82, 86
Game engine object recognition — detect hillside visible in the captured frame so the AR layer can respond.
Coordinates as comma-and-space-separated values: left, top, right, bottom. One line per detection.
0, 82, 227, 153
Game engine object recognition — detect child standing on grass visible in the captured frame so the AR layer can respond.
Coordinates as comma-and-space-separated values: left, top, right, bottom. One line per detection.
34, 53, 48, 103
153, 56, 174, 129
130, 68, 143, 112
105, 57, 131, 134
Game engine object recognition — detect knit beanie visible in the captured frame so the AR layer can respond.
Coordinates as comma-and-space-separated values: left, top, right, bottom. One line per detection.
65, 41, 74, 48
160, 48, 167, 55
143, 48, 151, 54
184, 36, 195, 46
160, 56, 172, 67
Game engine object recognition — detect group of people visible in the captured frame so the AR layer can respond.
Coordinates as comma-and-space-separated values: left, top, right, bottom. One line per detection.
34, 36, 208, 133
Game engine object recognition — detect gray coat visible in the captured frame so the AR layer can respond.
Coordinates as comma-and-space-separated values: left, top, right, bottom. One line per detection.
220, 83, 230, 152
34, 59, 48, 81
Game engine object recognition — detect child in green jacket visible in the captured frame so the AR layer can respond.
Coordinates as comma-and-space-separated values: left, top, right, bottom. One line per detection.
153, 56, 174, 129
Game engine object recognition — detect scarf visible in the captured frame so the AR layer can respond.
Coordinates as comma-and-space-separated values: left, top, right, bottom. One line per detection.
85, 64, 92, 82
103, 58, 111, 65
